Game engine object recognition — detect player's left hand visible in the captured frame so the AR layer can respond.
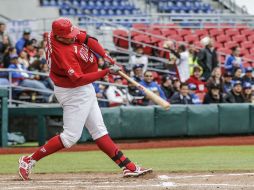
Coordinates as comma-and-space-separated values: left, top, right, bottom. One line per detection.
109, 65, 121, 75
103, 53, 115, 65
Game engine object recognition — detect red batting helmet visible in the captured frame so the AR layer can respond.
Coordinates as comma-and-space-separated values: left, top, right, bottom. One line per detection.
52, 17, 79, 38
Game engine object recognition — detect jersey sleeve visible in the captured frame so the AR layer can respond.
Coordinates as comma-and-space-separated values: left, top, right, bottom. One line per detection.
53, 48, 109, 86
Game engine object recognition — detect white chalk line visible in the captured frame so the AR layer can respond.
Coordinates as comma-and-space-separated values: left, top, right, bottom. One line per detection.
158, 172, 254, 180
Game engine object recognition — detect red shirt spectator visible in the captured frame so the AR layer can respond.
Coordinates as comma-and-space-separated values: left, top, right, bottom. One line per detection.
187, 66, 207, 93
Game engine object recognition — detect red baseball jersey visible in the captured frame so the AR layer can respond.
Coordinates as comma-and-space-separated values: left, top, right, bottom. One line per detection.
45, 32, 109, 88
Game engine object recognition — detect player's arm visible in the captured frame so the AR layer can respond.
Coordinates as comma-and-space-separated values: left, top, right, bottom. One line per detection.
76, 31, 115, 65
54, 49, 109, 86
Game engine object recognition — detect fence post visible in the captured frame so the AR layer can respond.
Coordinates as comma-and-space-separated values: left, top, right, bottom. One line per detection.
0, 88, 8, 147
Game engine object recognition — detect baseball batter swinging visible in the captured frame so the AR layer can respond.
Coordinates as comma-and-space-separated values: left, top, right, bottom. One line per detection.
18, 18, 152, 180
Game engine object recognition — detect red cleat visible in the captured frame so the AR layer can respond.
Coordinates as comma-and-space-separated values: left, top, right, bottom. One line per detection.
123, 165, 152, 177
18, 156, 36, 180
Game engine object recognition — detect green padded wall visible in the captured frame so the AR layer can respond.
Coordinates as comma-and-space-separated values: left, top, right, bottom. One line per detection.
101, 107, 122, 138
155, 106, 187, 137
120, 106, 155, 138
219, 104, 250, 134
187, 105, 219, 136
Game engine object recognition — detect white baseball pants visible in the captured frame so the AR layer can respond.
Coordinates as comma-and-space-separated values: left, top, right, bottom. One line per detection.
54, 84, 108, 148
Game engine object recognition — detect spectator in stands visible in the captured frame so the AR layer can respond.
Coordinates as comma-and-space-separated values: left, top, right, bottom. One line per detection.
160, 75, 174, 100
223, 72, 233, 94
187, 66, 207, 93
23, 40, 36, 62
188, 42, 200, 75
206, 67, 224, 92
18, 50, 30, 69
39, 63, 54, 90
40, 32, 48, 49
198, 37, 218, 80
106, 76, 127, 107
15, 29, 31, 55
232, 67, 243, 83
243, 82, 252, 103
170, 82, 193, 104
172, 77, 181, 92
140, 71, 166, 104
224, 46, 243, 73
126, 81, 145, 106
168, 44, 190, 82
130, 46, 148, 72
132, 64, 144, 82
35, 48, 46, 65
3, 47, 17, 68
225, 80, 245, 103
8, 54, 52, 102
0, 22, 11, 63
242, 67, 254, 85
188, 83, 201, 104
93, 82, 109, 108
203, 83, 224, 104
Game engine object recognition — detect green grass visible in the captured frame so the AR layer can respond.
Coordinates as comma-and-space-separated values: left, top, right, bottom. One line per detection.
1, 145, 254, 174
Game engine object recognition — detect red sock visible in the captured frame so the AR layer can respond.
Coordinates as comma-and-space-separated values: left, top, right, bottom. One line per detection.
95, 134, 136, 171
31, 135, 64, 161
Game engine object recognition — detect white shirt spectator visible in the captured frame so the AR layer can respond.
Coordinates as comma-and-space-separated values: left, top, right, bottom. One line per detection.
130, 54, 148, 72
106, 86, 127, 106
176, 51, 190, 82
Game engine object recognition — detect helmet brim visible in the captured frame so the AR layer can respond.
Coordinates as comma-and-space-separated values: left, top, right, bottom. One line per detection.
61, 27, 80, 39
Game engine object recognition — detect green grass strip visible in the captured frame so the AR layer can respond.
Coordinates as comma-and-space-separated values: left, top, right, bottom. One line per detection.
1, 146, 254, 174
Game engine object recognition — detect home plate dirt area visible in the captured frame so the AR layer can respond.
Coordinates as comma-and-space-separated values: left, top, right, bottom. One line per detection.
1, 172, 254, 190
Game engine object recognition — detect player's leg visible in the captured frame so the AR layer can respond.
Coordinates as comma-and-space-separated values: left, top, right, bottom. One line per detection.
19, 85, 93, 180
84, 97, 152, 177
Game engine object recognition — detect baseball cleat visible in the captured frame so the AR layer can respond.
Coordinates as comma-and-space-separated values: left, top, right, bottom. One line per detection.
18, 156, 36, 180
123, 165, 152, 177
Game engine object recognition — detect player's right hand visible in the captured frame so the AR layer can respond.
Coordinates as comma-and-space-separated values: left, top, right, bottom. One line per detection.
109, 65, 121, 75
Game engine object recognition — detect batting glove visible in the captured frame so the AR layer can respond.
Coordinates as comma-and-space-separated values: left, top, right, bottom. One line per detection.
109, 65, 121, 75
103, 53, 115, 65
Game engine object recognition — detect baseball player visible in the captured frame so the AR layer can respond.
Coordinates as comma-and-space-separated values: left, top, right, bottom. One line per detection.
18, 18, 152, 180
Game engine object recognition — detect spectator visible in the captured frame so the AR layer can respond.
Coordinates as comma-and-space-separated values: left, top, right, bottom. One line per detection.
224, 46, 243, 73
93, 82, 109, 108
106, 76, 127, 107
18, 50, 30, 69
132, 64, 144, 82
35, 48, 46, 64
203, 83, 224, 104
243, 82, 252, 103
140, 71, 166, 102
232, 67, 243, 84
223, 72, 233, 94
206, 67, 224, 92
126, 81, 145, 106
188, 42, 201, 75
168, 44, 190, 82
130, 46, 148, 72
187, 66, 207, 93
0, 22, 11, 62
188, 83, 201, 104
8, 54, 52, 102
23, 40, 36, 62
3, 47, 17, 68
198, 37, 218, 80
160, 75, 174, 100
172, 77, 181, 92
242, 67, 254, 85
170, 82, 193, 104
40, 32, 48, 49
225, 80, 245, 103
15, 29, 31, 55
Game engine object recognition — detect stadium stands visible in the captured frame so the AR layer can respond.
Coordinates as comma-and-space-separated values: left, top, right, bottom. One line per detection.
40, 0, 143, 16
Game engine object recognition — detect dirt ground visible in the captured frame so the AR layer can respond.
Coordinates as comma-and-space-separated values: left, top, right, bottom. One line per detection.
1, 172, 254, 190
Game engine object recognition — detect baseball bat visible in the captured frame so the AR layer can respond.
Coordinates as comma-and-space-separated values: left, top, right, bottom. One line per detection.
118, 71, 170, 110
